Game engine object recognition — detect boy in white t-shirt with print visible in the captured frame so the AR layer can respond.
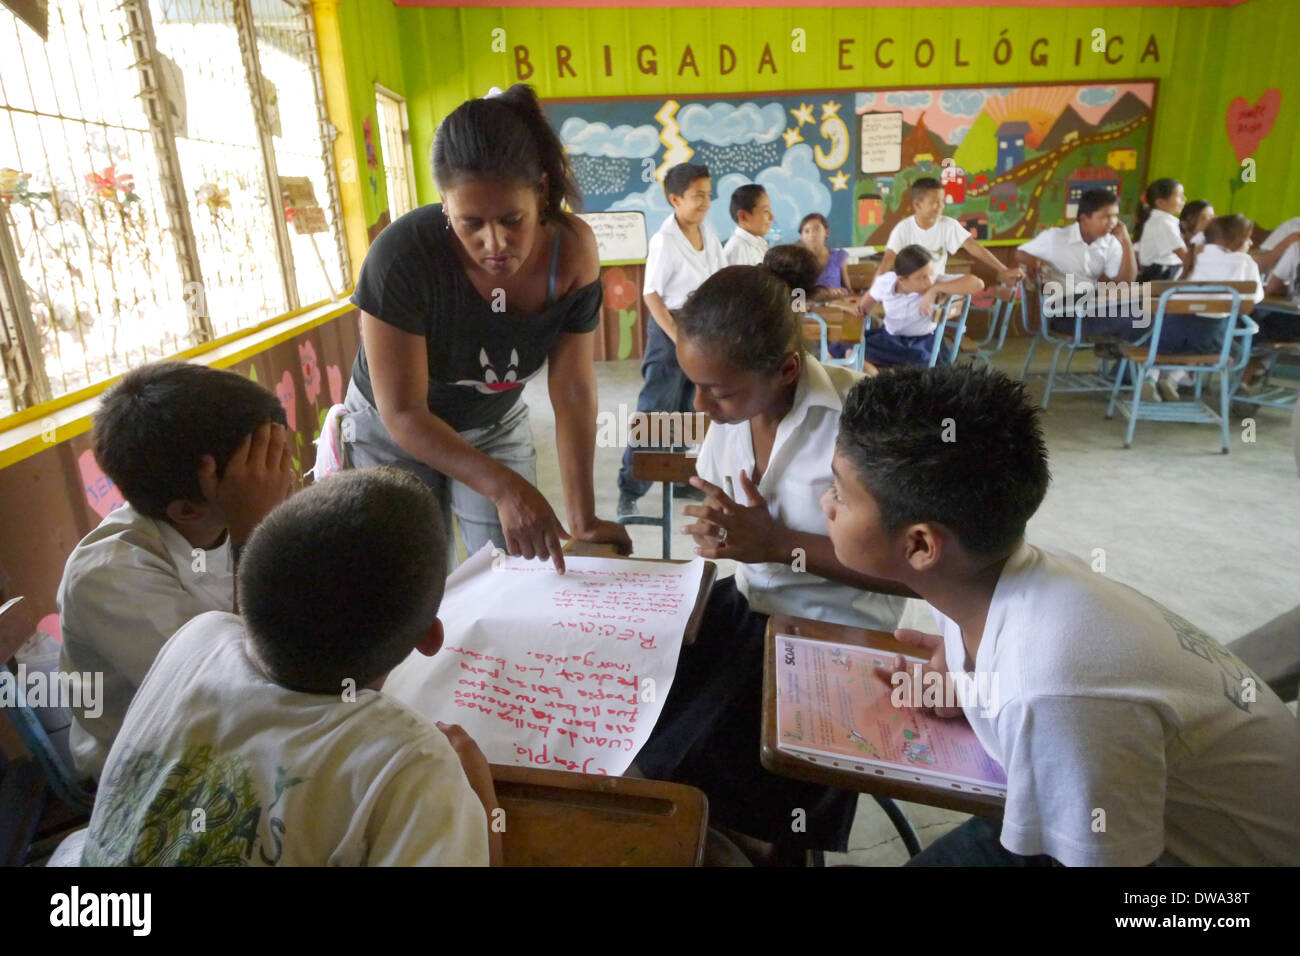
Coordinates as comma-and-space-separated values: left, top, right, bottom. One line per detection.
82, 467, 500, 867
824, 365, 1300, 866
877, 177, 1023, 282
58, 362, 297, 780
857, 244, 984, 367
723, 183, 772, 266
617, 162, 726, 517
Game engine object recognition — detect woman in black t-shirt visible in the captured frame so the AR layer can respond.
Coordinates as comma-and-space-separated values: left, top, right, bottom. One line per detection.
344, 85, 631, 569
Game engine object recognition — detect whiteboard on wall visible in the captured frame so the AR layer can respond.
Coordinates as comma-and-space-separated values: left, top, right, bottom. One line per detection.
577, 211, 647, 262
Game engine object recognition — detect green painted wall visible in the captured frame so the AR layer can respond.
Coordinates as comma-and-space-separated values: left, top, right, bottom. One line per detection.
337, 0, 1295, 233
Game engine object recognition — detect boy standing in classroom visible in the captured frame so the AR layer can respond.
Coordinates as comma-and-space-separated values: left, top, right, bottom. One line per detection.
723, 184, 773, 266
825, 366, 1300, 866
617, 163, 726, 518
876, 177, 1024, 283
57, 362, 297, 780
82, 468, 500, 866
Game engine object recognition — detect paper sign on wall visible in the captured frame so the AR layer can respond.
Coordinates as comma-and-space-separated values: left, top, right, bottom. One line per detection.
859, 112, 903, 175
577, 211, 647, 263
384, 545, 704, 776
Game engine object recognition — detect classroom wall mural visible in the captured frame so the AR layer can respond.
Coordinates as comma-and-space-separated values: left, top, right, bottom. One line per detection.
548, 95, 856, 246
546, 80, 1154, 249
852, 81, 1155, 245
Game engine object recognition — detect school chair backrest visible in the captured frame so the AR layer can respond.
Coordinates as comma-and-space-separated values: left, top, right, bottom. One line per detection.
618, 413, 711, 557
845, 261, 878, 291
0, 601, 95, 816
1145, 280, 1261, 315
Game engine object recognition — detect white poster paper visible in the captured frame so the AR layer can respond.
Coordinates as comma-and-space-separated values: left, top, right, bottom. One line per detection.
860, 112, 903, 175
576, 211, 648, 262
384, 545, 704, 776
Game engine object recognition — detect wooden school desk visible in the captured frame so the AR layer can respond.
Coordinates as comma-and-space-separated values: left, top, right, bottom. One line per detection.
760, 614, 1005, 819
489, 765, 708, 866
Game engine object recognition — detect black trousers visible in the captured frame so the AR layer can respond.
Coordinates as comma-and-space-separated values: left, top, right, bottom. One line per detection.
635, 577, 859, 851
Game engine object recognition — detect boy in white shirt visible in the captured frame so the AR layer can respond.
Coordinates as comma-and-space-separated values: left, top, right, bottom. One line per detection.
1254, 214, 1300, 278
857, 244, 985, 367
82, 467, 500, 866
825, 365, 1300, 866
617, 163, 727, 516
878, 177, 1023, 283
634, 260, 912, 861
57, 362, 296, 780
1133, 178, 1187, 280
723, 184, 772, 266
1015, 188, 1139, 339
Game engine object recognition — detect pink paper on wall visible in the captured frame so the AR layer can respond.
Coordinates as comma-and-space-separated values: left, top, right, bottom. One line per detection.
275, 370, 297, 431
77, 449, 127, 518
1225, 89, 1280, 162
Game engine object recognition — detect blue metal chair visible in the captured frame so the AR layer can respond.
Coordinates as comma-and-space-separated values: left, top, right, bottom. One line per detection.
960, 282, 1024, 370
806, 309, 865, 371
929, 293, 974, 367
1019, 273, 1132, 409
1105, 281, 1260, 453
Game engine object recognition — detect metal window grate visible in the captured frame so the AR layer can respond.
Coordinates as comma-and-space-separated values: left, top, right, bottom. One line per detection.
0, 0, 349, 417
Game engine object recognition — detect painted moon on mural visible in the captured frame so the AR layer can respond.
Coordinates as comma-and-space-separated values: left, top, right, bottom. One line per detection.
815, 116, 849, 170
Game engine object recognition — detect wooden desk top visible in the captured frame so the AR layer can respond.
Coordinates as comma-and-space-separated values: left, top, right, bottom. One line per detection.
491, 765, 708, 866
561, 540, 716, 646
760, 614, 1005, 818
1260, 296, 1300, 316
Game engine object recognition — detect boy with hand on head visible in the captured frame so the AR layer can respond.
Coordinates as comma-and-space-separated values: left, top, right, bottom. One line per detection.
617, 163, 727, 516
824, 366, 1300, 866
723, 184, 773, 266
58, 362, 296, 780
82, 467, 500, 867
876, 177, 1023, 286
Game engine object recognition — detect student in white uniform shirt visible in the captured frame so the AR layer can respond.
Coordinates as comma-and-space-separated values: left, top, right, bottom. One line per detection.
826, 366, 1300, 866
722, 184, 772, 266
83, 468, 499, 866
634, 261, 911, 861
1179, 199, 1213, 249
1132, 178, 1188, 280
617, 162, 726, 515
877, 176, 1024, 283
1015, 188, 1139, 339
57, 362, 296, 780
1254, 214, 1300, 278
1136, 214, 1264, 399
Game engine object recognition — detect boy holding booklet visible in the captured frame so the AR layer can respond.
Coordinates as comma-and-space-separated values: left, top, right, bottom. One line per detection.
823, 366, 1300, 866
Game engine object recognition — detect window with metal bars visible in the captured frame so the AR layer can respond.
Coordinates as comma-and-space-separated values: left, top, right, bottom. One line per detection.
0, 0, 347, 418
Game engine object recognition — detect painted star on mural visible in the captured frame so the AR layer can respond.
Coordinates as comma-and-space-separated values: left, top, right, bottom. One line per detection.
829, 170, 850, 191
821, 101, 841, 120
782, 127, 804, 147
791, 102, 815, 126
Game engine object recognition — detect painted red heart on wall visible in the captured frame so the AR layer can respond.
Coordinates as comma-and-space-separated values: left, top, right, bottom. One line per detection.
1225, 89, 1281, 162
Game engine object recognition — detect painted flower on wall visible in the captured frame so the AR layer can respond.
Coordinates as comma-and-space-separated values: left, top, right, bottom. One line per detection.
275, 369, 297, 431
299, 341, 321, 405
603, 267, 638, 311
85, 165, 139, 203
326, 364, 343, 405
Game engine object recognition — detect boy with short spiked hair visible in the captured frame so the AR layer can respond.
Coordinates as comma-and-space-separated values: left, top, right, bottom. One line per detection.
83, 467, 500, 867
723, 183, 773, 266
824, 365, 1300, 866
58, 361, 295, 779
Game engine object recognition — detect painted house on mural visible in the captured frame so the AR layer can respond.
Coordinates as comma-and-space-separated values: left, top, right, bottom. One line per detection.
1065, 166, 1122, 218
959, 212, 989, 240
858, 193, 883, 226
941, 160, 966, 204
1107, 147, 1137, 170
996, 121, 1032, 173
990, 181, 1019, 212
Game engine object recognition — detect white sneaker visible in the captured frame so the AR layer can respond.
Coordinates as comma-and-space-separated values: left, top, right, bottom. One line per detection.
1157, 378, 1181, 402
1140, 379, 1161, 403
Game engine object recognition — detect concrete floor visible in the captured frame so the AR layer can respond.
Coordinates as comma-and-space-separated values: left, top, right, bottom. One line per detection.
515, 338, 1299, 866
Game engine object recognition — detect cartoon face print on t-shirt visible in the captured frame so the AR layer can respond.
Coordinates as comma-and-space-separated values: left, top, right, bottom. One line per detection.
452, 347, 544, 394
